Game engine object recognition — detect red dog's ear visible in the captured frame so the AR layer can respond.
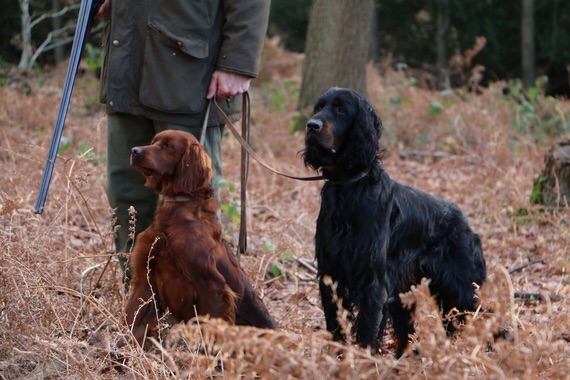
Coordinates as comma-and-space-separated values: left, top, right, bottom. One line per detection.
144, 175, 162, 192
173, 143, 213, 194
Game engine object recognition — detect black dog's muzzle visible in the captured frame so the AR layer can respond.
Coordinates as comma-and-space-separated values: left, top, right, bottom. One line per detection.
306, 118, 324, 133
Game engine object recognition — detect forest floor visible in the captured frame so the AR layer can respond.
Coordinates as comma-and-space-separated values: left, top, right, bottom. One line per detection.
1, 41, 569, 379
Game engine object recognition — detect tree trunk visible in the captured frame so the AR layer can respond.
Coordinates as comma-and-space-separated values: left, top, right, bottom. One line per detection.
369, 8, 379, 64
531, 139, 570, 209
18, 0, 33, 69
298, 0, 375, 112
51, 0, 64, 63
521, 0, 535, 88
436, 0, 450, 90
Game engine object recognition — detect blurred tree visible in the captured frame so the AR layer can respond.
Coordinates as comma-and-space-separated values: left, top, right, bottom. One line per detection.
521, 0, 536, 89
51, 0, 64, 63
1, 0, 567, 96
17, 0, 81, 69
539, 0, 570, 96
376, 1, 438, 69
17, 0, 33, 68
378, 0, 569, 94
447, 1, 519, 80
0, 0, 21, 65
436, 0, 450, 89
268, 0, 312, 52
298, 0, 375, 112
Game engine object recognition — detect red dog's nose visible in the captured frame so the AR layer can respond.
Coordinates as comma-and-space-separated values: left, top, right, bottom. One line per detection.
131, 147, 142, 157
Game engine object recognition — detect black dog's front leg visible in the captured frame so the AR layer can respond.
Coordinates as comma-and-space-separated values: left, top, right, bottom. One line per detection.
355, 281, 388, 351
319, 277, 347, 343
388, 296, 414, 358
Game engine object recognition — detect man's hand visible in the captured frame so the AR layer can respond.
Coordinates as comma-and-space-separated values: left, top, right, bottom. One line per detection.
207, 70, 251, 100
96, 0, 111, 18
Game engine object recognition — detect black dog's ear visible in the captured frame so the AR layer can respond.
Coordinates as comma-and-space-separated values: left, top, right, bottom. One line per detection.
341, 92, 382, 167
359, 95, 382, 139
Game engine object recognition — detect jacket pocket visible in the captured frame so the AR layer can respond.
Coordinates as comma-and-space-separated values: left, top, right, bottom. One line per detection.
139, 18, 211, 114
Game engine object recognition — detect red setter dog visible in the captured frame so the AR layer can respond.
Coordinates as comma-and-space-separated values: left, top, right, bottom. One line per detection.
125, 130, 276, 345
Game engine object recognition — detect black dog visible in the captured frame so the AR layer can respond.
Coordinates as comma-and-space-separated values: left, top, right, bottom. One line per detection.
303, 87, 487, 357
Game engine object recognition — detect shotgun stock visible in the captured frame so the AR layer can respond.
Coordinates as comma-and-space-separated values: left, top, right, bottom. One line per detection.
34, 0, 103, 214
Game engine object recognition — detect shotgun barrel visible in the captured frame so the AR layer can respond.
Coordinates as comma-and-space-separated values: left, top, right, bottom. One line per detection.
34, 0, 103, 214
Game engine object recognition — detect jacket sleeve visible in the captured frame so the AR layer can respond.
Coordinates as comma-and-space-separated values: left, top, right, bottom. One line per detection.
216, 0, 270, 78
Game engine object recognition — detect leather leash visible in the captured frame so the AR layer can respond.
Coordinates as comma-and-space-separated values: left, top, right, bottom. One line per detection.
238, 95, 250, 255
207, 93, 324, 256
199, 99, 211, 145
213, 94, 324, 182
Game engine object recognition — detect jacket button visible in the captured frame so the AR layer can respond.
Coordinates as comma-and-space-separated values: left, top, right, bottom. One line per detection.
176, 41, 183, 48
112, 40, 119, 47
109, 101, 114, 107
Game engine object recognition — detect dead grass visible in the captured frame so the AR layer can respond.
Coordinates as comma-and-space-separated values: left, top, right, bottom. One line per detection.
1, 42, 569, 379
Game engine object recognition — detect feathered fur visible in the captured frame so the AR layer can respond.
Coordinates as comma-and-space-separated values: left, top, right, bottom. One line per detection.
303, 88, 486, 357
126, 130, 276, 346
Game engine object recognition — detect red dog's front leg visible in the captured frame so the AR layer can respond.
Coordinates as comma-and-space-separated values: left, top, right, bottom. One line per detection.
125, 281, 158, 346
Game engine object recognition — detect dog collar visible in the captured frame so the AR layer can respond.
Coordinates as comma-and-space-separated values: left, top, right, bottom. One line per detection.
158, 195, 194, 203
327, 169, 369, 185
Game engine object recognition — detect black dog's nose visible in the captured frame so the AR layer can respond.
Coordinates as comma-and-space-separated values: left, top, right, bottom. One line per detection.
131, 147, 142, 157
306, 118, 323, 133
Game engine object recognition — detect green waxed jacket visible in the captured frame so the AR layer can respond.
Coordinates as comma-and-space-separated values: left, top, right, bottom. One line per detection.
99, 0, 270, 126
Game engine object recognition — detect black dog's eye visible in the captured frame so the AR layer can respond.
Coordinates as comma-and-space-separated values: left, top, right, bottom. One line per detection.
335, 106, 346, 114
314, 99, 326, 113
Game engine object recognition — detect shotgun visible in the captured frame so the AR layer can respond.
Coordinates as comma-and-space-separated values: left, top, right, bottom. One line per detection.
34, 0, 103, 214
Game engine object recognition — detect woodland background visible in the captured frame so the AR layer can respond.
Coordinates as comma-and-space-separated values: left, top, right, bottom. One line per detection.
2, 0, 570, 95
1, 0, 570, 379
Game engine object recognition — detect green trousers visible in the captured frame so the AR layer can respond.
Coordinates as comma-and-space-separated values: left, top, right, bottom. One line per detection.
106, 113, 224, 283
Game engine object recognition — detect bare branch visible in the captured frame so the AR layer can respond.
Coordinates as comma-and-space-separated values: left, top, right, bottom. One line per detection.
30, 2, 81, 30
508, 258, 545, 274
18, 0, 90, 69
30, 25, 75, 66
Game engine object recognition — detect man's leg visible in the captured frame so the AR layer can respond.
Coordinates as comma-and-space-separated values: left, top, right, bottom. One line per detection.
106, 113, 158, 286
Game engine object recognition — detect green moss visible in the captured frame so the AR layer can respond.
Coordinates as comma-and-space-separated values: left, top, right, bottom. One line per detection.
530, 175, 548, 205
